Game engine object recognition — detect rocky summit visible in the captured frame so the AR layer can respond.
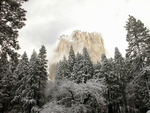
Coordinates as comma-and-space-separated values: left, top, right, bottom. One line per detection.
49, 30, 105, 79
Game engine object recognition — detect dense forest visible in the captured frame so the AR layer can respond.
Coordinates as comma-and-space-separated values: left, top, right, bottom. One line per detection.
0, 0, 150, 113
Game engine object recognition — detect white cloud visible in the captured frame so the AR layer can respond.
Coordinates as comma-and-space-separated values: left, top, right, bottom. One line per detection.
19, 0, 150, 59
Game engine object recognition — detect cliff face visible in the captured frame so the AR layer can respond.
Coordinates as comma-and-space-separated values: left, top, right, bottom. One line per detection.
49, 30, 105, 79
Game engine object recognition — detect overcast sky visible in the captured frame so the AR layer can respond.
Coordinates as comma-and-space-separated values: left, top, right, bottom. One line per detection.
19, 0, 150, 59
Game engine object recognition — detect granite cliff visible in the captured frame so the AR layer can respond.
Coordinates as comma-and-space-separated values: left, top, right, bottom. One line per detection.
49, 30, 105, 79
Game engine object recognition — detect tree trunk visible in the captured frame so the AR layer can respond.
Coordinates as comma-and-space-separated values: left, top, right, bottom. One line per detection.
108, 104, 113, 113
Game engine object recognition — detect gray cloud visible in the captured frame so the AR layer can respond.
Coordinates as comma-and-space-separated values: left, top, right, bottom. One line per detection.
19, 0, 150, 58
20, 0, 79, 45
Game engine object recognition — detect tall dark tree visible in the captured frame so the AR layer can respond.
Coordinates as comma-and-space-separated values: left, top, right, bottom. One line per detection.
0, 0, 28, 69
72, 52, 84, 83
67, 45, 75, 76
12, 48, 48, 112
22, 50, 40, 113
93, 61, 103, 79
12, 52, 29, 112
0, 0, 28, 112
114, 47, 124, 79
101, 54, 109, 77
126, 66, 150, 113
56, 61, 63, 80
114, 47, 128, 113
72, 48, 94, 83
14, 52, 29, 80
101, 54, 120, 113
125, 15, 150, 112
56, 56, 68, 80
38, 45, 48, 107
125, 15, 150, 71
0, 59, 15, 112
82, 47, 94, 83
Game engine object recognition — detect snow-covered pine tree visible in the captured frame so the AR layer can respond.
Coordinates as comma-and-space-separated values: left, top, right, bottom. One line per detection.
126, 66, 150, 112
9, 57, 19, 73
0, 53, 20, 112
101, 54, 120, 113
100, 54, 108, 77
11, 52, 29, 112
124, 15, 150, 112
67, 45, 75, 78
0, 53, 9, 81
93, 61, 103, 79
0, 0, 28, 112
57, 47, 93, 83
139, 67, 150, 110
72, 52, 84, 83
55, 61, 63, 80
38, 45, 48, 107
0, 0, 28, 72
15, 52, 29, 81
56, 56, 68, 80
82, 47, 94, 83
125, 15, 150, 71
0, 55, 15, 112
62, 56, 69, 79
22, 50, 40, 113
114, 47, 128, 113
114, 47, 125, 79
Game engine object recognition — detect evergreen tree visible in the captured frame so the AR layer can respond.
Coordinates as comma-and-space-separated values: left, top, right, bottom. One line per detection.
15, 52, 29, 80
124, 15, 150, 112
0, 51, 19, 112
0, 53, 9, 80
138, 67, 150, 111
72, 52, 84, 83
126, 67, 150, 112
82, 47, 94, 83
93, 61, 103, 79
125, 15, 150, 71
0, 0, 28, 112
61, 56, 69, 79
38, 45, 48, 107
0, 59, 15, 112
9, 58, 19, 73
14, 48, 48, 112
12, 52, 29, 112
101, 54, 119, 113
22, 50, 40, 113
67, 45, 75, 77
114, 47, 128, 113
56, 56, 68, 80
0, 0, 28, 71
56, 61, 63, 80
114, 47, 124, 80
101, 54, 109, 77
57, 47, 94, 83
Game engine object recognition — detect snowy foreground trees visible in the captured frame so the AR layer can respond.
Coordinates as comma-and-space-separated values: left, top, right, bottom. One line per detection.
0, 46, 48, 113
51, 46, 126, 113
42, 16, 150, 113
42, 79, 106, 113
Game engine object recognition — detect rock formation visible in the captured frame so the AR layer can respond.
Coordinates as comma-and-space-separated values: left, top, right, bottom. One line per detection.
49, 30, 105, 79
